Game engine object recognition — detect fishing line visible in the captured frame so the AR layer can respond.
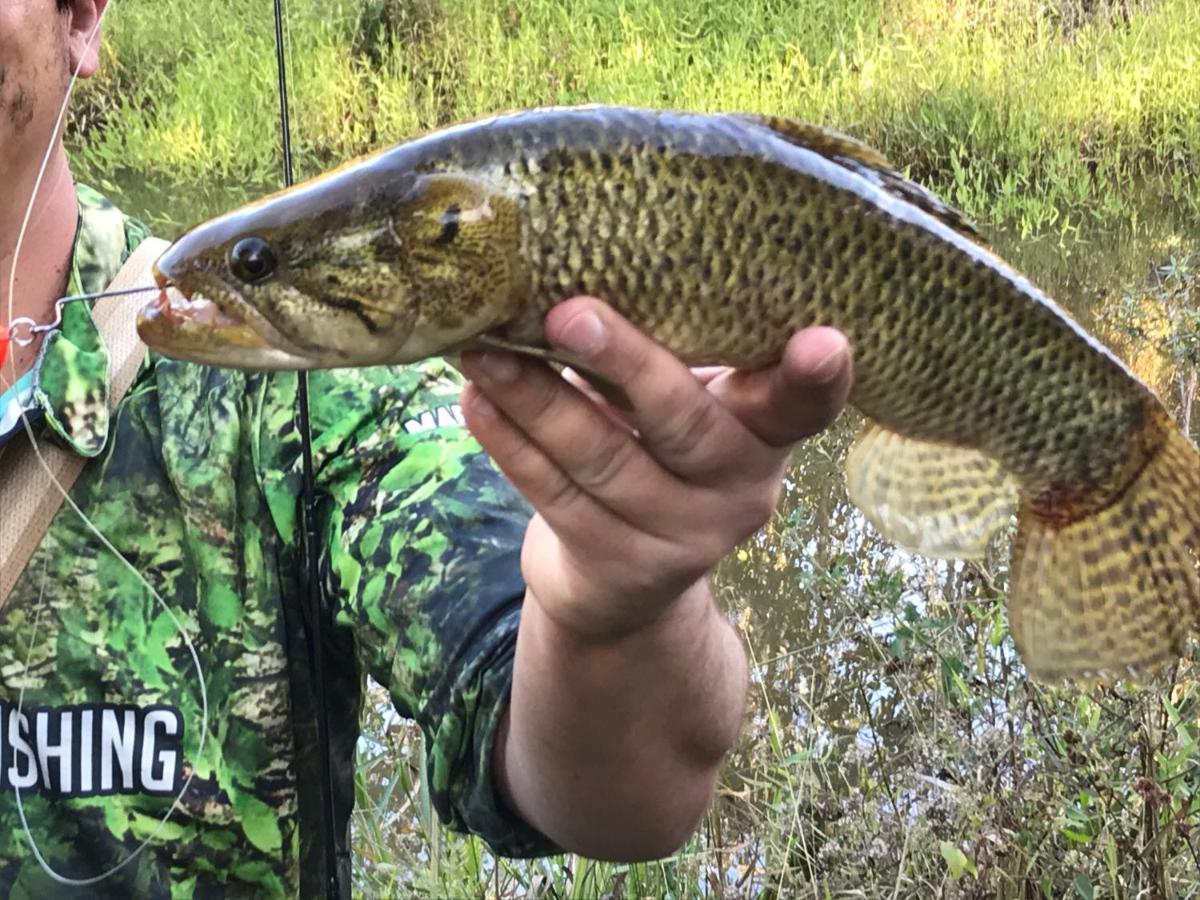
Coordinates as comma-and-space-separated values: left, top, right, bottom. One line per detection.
6, 284, 160, 352
7, 1, 210, 886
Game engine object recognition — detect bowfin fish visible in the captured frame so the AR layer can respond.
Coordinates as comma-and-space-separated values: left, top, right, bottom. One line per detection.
136, 105, 1200, 681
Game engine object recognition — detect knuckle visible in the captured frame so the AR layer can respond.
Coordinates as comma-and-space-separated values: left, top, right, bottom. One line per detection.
542, 467, 584, 511
501, 437, 549, 487
659, 397, 721, 460
659, 519, 731, 576
600, 338, 657, 398
613, 340, 656, 390
722, 482, 781, 545
574, 434, 637, 491
698, 532, 733, 570
743, 485, 781, 537
523, 375, 562, 423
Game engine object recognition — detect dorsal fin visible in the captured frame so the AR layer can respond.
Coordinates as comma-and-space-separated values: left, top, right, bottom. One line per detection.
740, 115, 981, 242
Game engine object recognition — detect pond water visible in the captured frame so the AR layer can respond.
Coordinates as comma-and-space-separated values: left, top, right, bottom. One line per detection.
88, 158, 1200, 894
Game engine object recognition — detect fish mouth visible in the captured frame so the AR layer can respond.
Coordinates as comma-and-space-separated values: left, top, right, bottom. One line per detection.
137, 265, 319, 369
147, 265, 247, 329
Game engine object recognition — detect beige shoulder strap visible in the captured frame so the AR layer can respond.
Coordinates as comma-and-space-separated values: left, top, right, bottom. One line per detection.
0, 236, 169, 607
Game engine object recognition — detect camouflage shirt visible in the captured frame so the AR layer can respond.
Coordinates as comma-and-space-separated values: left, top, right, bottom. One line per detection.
0, 186, 554, 898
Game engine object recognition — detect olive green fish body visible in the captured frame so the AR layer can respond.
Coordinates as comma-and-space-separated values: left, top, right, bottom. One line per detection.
480, 112, 1152, 500
140, 107, 1200, 680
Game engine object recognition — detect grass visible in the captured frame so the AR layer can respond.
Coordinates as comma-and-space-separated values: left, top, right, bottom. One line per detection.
66, 0, 1200, 896
74, 0, 1199, 239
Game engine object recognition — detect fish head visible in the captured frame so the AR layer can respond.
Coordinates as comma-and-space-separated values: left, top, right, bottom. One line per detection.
138, 168, 525, 370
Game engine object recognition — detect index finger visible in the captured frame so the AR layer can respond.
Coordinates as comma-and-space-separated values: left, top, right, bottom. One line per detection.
545, 297, 773, 484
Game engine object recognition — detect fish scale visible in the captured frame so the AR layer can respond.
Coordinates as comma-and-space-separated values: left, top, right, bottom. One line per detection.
136, 106, 1200, 681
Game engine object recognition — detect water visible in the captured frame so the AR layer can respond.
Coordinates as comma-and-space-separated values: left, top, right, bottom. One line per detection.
709, 206, 1198, 894
89, 166, 1200, 894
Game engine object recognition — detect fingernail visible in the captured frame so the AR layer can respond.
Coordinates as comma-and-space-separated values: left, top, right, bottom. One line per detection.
810, 346, 849, 383
470, 390, 497, 418
478, 351, 520, 383
553, 310, 606, 357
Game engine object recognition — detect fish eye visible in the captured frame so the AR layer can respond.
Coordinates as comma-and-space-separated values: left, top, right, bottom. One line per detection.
229, 237, 277, 284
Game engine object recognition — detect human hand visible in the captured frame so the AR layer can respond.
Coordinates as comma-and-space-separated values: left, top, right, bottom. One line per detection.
459, 297, 853, 640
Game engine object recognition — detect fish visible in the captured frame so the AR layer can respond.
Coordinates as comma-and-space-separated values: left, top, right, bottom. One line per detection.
136, 105, 1200, 682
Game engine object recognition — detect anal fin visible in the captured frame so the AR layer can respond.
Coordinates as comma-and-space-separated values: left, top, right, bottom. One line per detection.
845, 419, 1017, 559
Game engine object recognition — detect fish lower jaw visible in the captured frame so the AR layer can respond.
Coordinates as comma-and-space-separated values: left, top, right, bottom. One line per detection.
137, 284, 332, 369
139, 328, 329, 369
135, 305, 318, 370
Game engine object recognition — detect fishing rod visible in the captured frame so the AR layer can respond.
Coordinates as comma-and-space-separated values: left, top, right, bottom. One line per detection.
268, 2, 342, 898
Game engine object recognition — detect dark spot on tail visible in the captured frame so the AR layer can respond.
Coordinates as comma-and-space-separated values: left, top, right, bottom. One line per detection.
1030, 484, 1089, 527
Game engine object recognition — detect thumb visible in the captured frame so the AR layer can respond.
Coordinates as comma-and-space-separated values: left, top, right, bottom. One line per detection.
705, 327, 853, 447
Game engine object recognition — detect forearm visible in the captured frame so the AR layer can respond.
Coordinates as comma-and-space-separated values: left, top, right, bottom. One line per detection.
463, 302, 850, 860
496, 579, 748, 860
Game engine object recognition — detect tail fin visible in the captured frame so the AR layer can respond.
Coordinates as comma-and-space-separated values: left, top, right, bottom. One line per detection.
1008, 421, 1200, 681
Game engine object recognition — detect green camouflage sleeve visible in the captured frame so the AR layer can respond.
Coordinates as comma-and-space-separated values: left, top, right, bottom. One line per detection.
306, 360, 559, 858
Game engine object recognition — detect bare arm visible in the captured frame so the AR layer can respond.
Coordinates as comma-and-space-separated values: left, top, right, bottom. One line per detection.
460, 298, 853, 859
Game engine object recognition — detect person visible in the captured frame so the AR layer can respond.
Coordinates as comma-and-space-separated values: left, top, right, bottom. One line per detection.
0, 0, 853, 896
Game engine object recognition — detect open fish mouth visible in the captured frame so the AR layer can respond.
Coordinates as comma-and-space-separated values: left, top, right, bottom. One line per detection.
146, 265, 249, 329
136, 265, 317, 369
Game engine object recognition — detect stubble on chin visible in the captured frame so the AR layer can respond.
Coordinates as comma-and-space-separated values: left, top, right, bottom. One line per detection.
1, 15, 74, 135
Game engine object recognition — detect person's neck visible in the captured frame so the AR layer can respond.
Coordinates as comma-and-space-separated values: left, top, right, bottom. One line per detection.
1, 146, 79, 386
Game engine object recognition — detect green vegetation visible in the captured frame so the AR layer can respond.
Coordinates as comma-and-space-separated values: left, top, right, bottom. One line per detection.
68, 0, 1200, 896
1102, 251, 1200, 432
75, 0, 1198, 239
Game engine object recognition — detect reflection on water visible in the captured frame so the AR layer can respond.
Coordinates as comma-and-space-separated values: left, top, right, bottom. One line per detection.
99, 166, 1199, 894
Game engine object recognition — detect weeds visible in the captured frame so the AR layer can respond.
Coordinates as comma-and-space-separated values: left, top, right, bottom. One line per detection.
66, 0, 1200, 895
72, 0, 1199, 238
1101, 251, 1200, 435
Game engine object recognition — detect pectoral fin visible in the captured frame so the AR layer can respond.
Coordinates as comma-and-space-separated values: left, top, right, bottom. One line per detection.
845, 419, 1017, 559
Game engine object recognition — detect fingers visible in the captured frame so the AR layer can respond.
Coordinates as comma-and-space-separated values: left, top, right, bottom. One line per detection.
459, 379, 630, 547
543, 298, 772, 484
459, 351, 689, 543
462, 299, 852, 541
703, 327, 853, 447
460, 297, 854, 641
561, 367, 637, 431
